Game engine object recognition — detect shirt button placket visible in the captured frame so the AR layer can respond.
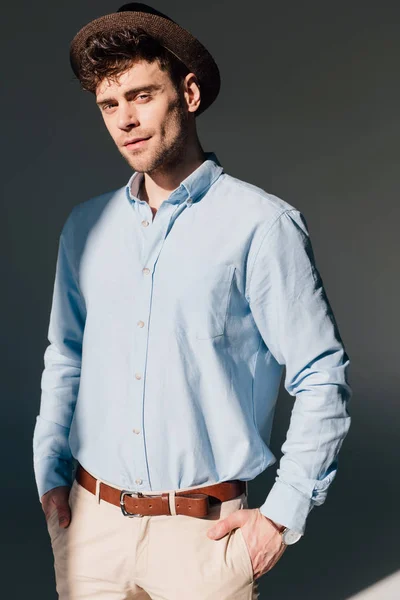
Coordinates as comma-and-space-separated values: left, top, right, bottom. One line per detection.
131, 207, 176, 492
131, 263, 153, 491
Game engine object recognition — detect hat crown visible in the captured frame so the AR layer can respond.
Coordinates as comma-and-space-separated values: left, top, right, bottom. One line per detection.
117, 3, 174, 23
70, 3, 221, 116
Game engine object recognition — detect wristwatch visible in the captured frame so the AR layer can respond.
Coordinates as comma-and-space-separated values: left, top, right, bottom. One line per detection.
281, 527, 303, 545
263, 514, 303, 546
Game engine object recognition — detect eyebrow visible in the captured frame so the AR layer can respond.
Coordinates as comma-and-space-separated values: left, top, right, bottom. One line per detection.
96, 84, 163, 107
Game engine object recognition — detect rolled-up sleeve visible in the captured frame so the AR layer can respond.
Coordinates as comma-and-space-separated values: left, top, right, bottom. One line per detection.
33, 208, 86, 501
247, 209, 352, 534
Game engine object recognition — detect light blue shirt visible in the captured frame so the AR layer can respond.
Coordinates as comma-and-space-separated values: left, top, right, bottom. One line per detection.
33, 152, 352, 534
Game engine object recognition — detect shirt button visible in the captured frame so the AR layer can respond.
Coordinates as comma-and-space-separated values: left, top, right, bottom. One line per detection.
137, 320, 145, 328
135, 373, 142, 380
187, 197, 193, 205
142, 267, 150, 275
135, 478, 143, 485
141, 220, 149, 227
132, 428, 140, 434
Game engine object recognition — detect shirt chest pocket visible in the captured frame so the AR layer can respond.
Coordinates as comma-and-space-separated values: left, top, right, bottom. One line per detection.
180, 264, 236, 340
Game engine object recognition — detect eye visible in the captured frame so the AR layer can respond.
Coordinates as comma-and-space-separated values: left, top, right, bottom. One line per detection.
136, 94, 151, 101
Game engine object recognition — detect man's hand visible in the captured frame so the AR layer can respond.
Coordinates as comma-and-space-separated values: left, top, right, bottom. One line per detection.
41, 486, 72, 529
207, 508, 287, 580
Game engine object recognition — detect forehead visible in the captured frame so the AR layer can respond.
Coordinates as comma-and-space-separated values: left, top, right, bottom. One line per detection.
95, 59, 170, 98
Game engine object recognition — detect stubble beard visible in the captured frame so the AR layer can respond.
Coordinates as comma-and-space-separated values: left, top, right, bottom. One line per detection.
120, 95, 189, 176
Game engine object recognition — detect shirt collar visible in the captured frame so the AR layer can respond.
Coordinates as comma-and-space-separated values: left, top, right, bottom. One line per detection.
125, 151, 224, 206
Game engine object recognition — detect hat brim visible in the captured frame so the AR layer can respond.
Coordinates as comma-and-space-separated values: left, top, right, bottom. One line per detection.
69, 9, 220, 116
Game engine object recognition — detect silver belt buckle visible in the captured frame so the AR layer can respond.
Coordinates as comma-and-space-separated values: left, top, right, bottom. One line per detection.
120, 489, 144, 517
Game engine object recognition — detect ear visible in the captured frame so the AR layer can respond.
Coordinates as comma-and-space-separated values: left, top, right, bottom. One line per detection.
182, 72, 201, 115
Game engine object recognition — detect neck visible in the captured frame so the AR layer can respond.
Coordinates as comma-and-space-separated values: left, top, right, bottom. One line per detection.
140, 141, 206, 209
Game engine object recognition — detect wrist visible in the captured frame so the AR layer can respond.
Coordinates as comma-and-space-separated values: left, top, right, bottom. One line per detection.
259, 511, 303, 545
261, 513, 286, 533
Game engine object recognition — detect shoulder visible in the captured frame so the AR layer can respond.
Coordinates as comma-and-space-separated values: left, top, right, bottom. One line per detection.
216, 171, 300, 224
61, 185, 125, 237
71, 185, 124, 222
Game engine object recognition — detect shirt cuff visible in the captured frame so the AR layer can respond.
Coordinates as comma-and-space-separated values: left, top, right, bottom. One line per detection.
258, 480, 314, 535
33, 456, 73, 502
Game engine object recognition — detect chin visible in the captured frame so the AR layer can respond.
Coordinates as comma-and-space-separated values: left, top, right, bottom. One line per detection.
128, 153, 165, 174
123, 153, 147, 172
130, 160, 152, 173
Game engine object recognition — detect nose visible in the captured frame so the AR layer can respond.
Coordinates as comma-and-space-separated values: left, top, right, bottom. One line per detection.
117, 101, 139, 130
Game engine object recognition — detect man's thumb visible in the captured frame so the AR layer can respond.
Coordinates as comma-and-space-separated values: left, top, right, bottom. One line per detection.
56, 503, 71, 528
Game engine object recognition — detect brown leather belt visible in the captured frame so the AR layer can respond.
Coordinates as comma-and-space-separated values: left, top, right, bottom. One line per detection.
76, 463, 247, 518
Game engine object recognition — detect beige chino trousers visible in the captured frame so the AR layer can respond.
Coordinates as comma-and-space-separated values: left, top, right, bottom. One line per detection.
46, 472, 260, 599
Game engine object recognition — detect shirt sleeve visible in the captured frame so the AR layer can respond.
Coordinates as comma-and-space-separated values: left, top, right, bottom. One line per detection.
246, 208, 352, 534
32, 207, 86, 501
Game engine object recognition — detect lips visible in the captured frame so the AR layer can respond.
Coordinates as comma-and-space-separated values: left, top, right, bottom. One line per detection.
124, 137, 150, 146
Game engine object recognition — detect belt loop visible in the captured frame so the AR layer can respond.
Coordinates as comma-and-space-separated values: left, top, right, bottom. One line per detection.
245, 481, 248, 496
95, 479, 101, 504
168, 491, 177, 516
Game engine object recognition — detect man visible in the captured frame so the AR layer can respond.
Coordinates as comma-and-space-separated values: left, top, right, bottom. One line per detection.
33, 3, 352, 599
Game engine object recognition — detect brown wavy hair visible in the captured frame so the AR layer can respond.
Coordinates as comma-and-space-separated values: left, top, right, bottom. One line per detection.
77, 27, 191, 95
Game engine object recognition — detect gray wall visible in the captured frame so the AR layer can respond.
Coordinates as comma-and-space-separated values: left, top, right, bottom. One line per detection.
1, 1, 398, 598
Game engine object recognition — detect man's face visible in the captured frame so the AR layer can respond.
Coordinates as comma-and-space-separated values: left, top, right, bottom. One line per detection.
95, 59, 190, 173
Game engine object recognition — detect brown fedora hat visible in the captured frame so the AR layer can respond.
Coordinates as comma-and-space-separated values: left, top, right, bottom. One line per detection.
69, 2, 221, 116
